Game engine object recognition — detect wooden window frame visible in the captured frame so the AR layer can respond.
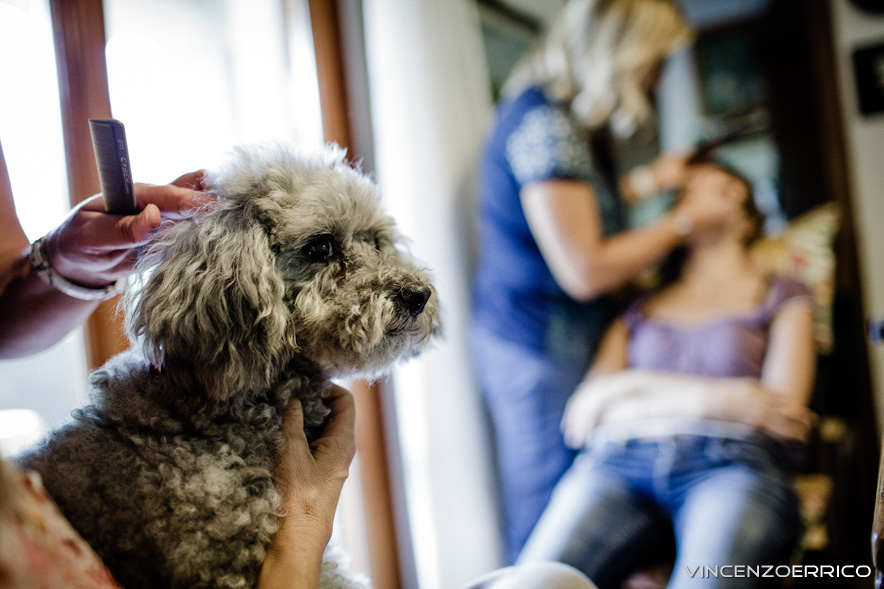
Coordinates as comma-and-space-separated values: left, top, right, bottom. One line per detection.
48, 0, 401, 586
50, 0, 127, 370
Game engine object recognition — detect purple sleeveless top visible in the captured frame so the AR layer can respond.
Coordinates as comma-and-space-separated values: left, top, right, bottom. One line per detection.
624, 277, 812, 379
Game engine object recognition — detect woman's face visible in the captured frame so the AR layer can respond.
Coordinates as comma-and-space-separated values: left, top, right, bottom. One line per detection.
681, 165, 755, 245
683, 165, 747, 205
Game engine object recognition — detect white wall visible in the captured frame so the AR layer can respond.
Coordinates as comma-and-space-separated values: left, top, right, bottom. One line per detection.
830, 0, 884, 431
363, 2, 504, 587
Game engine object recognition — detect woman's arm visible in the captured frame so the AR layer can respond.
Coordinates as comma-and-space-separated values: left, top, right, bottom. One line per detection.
618, 152, 690, 205
759, 297, 816, 406
595, 372, 815, 441
744, 296, 817, 439
0, 138, 98, 357
258, 385, 356, 589
562, 299, 817, 447
563, 372, 735, 448
521, 176, 737, 301
565, 370, 814, 448
561, 318, 636, 447
0, 140, 29, 268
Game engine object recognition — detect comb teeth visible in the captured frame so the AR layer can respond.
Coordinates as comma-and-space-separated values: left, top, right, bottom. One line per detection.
89, 119, 137, 215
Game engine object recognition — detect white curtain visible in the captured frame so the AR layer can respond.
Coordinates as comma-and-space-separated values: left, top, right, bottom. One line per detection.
363, 1, 504, 587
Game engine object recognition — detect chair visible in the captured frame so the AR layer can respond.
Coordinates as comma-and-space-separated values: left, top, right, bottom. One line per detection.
873, 438, 884, 588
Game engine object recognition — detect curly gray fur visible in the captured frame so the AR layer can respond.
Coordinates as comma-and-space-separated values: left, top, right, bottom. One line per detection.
16, 143, 439, 588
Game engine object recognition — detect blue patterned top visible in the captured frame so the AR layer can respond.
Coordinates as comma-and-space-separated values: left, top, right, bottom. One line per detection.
473, 86, 625, 361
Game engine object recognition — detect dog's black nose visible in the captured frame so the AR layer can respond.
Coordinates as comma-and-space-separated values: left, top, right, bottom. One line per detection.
398, 287, 431, 317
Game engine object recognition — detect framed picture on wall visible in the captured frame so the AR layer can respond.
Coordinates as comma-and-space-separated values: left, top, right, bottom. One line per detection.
852, 41, 884, 117
477, 0, 541, 101
849, 0, 884, 15
694, 21, 768, 122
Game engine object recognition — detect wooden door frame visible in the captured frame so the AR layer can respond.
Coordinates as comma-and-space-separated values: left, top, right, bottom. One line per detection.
309, 1, 404, 587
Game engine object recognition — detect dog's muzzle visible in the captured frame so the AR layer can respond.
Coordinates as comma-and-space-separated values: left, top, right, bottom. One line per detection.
397, 287, 431, 317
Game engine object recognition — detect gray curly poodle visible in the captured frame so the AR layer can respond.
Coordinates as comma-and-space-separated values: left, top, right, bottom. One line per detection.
16, 144, 439, 588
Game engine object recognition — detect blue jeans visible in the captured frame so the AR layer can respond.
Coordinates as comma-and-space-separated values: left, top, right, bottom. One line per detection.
518, 436, 802, 588
473, 326, 591, 563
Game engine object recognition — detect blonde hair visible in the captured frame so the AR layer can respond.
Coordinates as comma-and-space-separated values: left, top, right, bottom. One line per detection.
504, 0, 692, 136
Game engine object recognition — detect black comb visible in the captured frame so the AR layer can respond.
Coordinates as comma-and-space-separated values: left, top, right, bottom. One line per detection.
687, 129, 743, 165
686, 121, 771, 165
89, 119, 137, 215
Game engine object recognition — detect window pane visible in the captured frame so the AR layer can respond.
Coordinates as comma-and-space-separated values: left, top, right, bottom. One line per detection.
0, 0, 89, 455
103, 0, 324, 182
0, 0, 69, 240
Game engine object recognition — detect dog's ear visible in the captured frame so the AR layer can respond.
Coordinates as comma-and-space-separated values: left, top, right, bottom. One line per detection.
126, 211, 295, 401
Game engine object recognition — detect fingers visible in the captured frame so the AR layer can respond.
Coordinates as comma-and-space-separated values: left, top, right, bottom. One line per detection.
102, 250, 139, 277
772, 421, 812, 443
69, 204, 160, 251
321, 385, 356, 437
76, 193, 111, 213
275, 399, 311, 500
134, 182, 215, 219
280, 385, 356, 467
281, 397, 309, 446
561, 391, 598, 449
562, 419, 586, 450
70, 178, 211, 246
561, 397, 581, 447
653, 152, 691, 189
170, 170, 209, 191
117, 203, 161, 243
764, 405, 818, 443
789, 407, 818, 442
40, 174, 214, 288
312, 385, 356, 465
79, 170, 215, 217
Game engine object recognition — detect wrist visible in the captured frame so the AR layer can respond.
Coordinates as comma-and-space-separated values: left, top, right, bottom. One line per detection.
603, 397, 643, 423
715, 379, 757, 423
272, 492, 337, 555
628, 165, 659, 201
261, 532, 325, 589
30, 235, 124, 301
272, 514, 333, 551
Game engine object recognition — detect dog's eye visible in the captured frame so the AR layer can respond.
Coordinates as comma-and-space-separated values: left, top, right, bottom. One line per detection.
303, 235, 335, 263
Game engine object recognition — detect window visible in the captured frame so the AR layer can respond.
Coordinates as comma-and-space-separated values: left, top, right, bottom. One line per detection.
102, 0, 324, 180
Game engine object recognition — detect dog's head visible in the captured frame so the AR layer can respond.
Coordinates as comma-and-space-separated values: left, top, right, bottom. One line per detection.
126, 144, 439, 401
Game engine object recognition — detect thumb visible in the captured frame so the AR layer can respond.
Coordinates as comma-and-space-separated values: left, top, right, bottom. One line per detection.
119, 203, 161, 244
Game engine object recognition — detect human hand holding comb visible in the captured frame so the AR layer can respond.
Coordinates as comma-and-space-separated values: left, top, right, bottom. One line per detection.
38, 120, 213, 290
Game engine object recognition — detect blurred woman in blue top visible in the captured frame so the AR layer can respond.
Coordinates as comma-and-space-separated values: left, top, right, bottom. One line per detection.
472, 0, 738, 563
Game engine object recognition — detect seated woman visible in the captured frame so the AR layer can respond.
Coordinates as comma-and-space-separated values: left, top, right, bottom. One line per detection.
517, 163, 816, 589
